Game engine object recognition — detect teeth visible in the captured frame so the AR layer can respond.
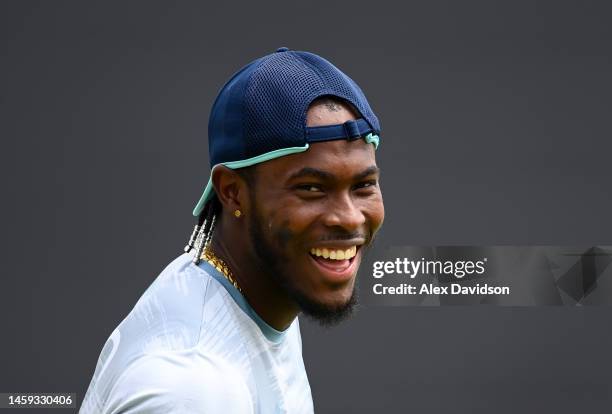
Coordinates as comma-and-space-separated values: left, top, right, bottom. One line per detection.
310, 246, 357, 260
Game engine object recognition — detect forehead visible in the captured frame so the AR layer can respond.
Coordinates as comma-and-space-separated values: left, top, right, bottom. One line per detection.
256, 139, 378, 181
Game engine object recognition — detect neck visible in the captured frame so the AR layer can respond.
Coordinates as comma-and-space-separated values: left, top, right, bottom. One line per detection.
208, 221, 300, 331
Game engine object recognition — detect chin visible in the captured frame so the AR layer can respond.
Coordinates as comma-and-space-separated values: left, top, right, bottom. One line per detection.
292, 283, 358, 327
317, 282, 356, 306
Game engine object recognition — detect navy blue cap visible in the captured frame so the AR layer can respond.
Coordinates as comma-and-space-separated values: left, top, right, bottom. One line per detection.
193, 48, 381, 216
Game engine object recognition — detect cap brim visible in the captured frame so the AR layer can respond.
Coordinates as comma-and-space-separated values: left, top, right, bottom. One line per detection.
191, 133, 380, 217
191, 143, 311, 216
192, 178, 214, 217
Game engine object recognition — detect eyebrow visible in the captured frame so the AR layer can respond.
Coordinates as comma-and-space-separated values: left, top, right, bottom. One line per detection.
288, 166, 380, 182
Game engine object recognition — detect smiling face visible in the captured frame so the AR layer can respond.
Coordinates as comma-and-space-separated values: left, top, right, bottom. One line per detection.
243, 100, 385, 325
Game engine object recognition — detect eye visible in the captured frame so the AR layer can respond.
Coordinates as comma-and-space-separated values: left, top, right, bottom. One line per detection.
295, 184, 323, 193
353, 180, 377, 191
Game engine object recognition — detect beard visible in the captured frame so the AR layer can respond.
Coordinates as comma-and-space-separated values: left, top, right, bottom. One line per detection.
247, 209, 359, 328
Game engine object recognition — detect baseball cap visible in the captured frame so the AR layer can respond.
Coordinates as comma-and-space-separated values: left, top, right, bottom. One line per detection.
192, 47, 381, 217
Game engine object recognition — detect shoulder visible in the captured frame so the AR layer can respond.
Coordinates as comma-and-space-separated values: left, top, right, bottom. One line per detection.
82, 254, 240, 413
123, 253, 215, 350
98, 350, 253, 413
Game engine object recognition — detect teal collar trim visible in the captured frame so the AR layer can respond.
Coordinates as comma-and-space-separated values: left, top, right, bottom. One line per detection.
196, 260, 287, 343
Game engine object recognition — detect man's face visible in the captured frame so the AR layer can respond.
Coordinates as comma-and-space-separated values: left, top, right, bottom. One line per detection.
244, 110, 384, 325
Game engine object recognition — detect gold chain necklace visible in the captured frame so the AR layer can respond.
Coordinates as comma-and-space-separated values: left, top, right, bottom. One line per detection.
200, 248, 242, 293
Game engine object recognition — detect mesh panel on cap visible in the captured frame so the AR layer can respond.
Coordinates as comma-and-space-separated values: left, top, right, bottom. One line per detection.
297, 52, 380, 132
243, 52, 322, 158
243, 51, 380, 159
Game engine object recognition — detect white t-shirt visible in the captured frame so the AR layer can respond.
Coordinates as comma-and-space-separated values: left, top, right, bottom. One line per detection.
80, 252, 314, 413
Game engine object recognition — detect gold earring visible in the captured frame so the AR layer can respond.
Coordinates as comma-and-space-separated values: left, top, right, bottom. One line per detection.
234, 209, 242, 218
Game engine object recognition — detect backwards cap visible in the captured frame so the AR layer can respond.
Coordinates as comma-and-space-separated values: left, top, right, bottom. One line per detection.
192, 47, 381, 217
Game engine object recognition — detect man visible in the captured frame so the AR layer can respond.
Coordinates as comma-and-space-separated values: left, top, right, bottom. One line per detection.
81, 47, 384, 413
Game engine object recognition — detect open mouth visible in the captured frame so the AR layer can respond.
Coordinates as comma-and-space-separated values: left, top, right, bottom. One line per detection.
308, 246, 360, 281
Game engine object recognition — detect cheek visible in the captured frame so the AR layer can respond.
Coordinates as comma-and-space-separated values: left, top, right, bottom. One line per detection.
275, 220, 294, 246
274, 194, 321, 225
264, 203, 319, 247
364, 194, 385, 233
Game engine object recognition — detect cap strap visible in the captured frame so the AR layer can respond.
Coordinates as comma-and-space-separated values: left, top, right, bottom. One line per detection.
305, 118, 375, 142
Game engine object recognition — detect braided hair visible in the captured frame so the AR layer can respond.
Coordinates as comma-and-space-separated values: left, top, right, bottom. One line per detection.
184, 167, 255, 264
184, 195, 222, 264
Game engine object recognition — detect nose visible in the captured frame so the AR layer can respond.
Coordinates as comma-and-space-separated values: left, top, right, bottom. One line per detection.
322, 193, 366, 232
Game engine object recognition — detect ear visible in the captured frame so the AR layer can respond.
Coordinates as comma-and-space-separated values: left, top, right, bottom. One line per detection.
211, 166, 250, 214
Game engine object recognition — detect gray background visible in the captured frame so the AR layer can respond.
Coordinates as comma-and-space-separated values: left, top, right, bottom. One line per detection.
2, 1, 611, 412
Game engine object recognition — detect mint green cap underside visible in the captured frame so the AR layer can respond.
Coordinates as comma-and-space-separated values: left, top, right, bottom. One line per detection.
192, 133, 380, 217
